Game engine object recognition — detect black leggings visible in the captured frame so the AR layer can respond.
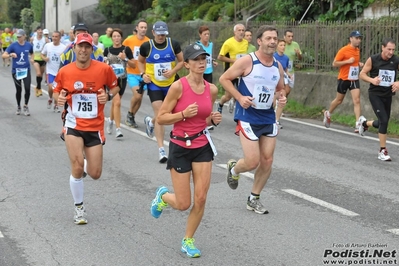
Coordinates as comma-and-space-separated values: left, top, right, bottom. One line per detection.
117, 77, 127, 96
369, 93, 392, 134
12, 70, 31, 106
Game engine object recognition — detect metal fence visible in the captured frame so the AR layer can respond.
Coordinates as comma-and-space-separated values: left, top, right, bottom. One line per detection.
89, 19, 399, 73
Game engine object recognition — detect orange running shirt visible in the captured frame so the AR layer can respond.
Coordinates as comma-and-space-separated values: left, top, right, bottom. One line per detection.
53, 60, 118, 131
122, 35, 150, 75
334, 44, 360, 80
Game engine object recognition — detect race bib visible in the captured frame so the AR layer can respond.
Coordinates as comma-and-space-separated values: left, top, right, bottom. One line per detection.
348, 66, 359, 80
236, 54, 246, 59
379, 69, 395, 87
110, 64, 126, 78
252, 84, 274, 109
288, 60, 293, 72
50, 52, 59, 63
16, 68, 28, 80
5, 37, 10, 42
133, 46, 140, 60
71, 93, 98, 118
206, 55, 212, 69
154, 62, 171, 81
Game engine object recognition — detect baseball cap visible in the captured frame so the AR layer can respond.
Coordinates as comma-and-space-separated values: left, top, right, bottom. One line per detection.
350, 30, 362, 37
73, 23, 89, 33
15, 29, 26, 37
153, 21, 169, 35
75, 33, 94, 46
183, 43, 210, 61
43, 29, 49, 34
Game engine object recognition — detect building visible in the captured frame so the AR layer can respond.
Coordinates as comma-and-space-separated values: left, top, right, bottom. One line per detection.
44, 0, 106, 32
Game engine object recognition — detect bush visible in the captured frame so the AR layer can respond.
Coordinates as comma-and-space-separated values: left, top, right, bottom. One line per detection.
197, 2, 213, 19
205, 4, 224, 21
0, 23, 14, 29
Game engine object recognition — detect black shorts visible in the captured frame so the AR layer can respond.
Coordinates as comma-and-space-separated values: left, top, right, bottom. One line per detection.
166, 141, 214, 173
147, 87, 168, 102
65, 127, 105, 147
203, 73, 213, 83
117, 77, 127, 96
337, 79, 359, 94
34, 60, 46, 67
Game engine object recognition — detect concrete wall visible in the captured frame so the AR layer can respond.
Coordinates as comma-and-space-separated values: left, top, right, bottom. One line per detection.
291, 72, 399, 119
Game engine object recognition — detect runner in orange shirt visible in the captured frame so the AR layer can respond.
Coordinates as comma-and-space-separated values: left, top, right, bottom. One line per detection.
53, 33, 120, 225
324, 30, 364, 132
123, 19, 150, 128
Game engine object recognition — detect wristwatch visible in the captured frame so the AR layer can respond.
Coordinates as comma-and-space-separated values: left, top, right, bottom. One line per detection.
108, 93, 114, 101
124, 58, 128, 62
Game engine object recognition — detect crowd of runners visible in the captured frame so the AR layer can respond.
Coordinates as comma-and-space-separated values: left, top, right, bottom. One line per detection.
1, 19, 398, 258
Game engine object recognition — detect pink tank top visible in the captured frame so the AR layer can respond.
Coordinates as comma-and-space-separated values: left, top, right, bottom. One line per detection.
170, 77, 212, 148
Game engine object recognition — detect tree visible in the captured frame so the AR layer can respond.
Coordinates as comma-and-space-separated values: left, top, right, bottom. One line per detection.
97, 0, 152, 23
7, 0, 30, 25
0, 0, 9, 22
30, 0, 44, 23
20, 8, 34, 36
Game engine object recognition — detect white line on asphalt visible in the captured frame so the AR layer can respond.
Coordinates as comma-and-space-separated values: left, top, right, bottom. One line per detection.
281, 117, 399, 146
0, 231, 4, 238
282, 189, 360, 217
386, 229, 399, 235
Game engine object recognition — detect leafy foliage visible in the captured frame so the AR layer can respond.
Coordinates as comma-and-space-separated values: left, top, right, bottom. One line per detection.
98, 0, 152, 23
0, 0, 9, 23
8, 0, 30, 25
20, 8, 34, 35
30, 0, 44, 23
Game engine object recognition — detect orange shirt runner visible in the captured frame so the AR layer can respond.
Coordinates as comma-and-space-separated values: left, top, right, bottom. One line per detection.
53, 60, 118, 132
123, 35, 150, 75
334, 44, 360, 81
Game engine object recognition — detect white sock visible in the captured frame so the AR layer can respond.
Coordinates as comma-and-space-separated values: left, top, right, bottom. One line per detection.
83, 159, 87, 174
69, 175, 84, 205
249, 194, 258, 201
230, 167, 237, 176
149, 120, 154, 127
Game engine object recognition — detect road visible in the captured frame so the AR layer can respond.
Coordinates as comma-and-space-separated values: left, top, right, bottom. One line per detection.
0, 67, 398, 266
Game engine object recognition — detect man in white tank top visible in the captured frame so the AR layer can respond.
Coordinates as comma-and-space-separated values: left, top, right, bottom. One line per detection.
219, 25, 287, 215
30, 26, 50, 97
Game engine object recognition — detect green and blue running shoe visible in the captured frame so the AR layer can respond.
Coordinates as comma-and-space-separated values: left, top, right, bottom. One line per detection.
150, 186, 168, 218
181, 238, 201, 258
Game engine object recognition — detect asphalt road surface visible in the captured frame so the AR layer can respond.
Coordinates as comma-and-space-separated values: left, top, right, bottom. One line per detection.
0, 66, 398, 266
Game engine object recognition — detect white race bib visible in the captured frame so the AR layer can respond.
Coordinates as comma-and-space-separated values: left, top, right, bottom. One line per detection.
154, 62, 171, 81
348, 66, 359, 80
133, 46, 140, 60
252, 84, 274, 109
379, 69, 395, 87
206, 55, 212, 69
50, 52, 60, 63
288, 60, 293, 72
110, 64, 125, 78
16, 68, 28, 80
71, 93, 98, 118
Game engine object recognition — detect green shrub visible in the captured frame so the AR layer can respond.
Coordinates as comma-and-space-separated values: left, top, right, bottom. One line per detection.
205, 4, 224, 21
0, 23, 13, 29
197, 2, 213, 19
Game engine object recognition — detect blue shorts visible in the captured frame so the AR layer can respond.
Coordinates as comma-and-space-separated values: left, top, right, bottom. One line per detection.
127, 74, 147, 90
235, 120, 278, 140
47, 74, 56, 84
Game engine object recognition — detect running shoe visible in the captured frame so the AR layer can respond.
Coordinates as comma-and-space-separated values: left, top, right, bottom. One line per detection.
144, 116, 154, 138
16, 107, 21, 115
35, 88, 42, 97
378, 149, 392, 161
150, 186, 169, 218
106, 118, 113, 134
125, 112, 138, 128
247, 197, 269, 214
226, 159, 240, 190
115, 128, 123, 138
74, 204, 87, 225
217, 103, 223, 114
181, 238, 201, 258
159, 148, 168, 163
47, 99, 52, 109
54, 105, 60, 113
228, 98, 235, 113
357, 116, 368, 136
323, 110, 330, 128
23, 106, 30, 116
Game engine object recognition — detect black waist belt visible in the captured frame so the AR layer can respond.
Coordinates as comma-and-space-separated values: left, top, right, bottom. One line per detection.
170, 130, 204, 141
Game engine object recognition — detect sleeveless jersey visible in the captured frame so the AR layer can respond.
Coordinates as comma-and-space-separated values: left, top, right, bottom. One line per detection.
234, 52, 280, 125
122, 35, 150, 75
171, 77, 211, 148
369, 53, 399, 97
145, 38, 176, 87
32, 36, 46, 61
196, 41, 213, 74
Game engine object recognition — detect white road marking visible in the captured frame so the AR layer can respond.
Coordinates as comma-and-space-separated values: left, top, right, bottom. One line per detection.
0, 231, 4, 238
281, 117, 399, 146
282, 189, 359, 217
386, 229, 399, 235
